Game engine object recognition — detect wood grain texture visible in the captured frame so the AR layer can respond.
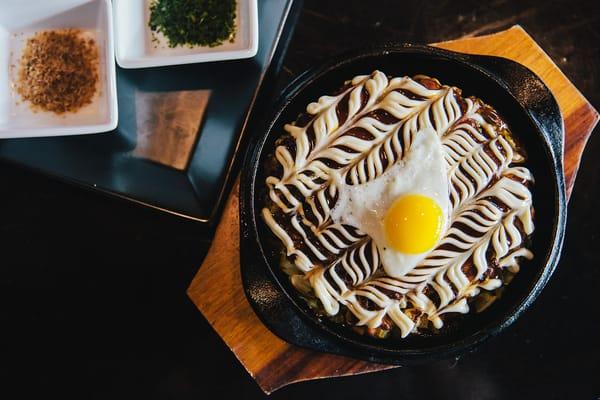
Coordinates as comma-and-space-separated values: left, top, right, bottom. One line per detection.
133, 90, 210, 170
187, 25, 598, 394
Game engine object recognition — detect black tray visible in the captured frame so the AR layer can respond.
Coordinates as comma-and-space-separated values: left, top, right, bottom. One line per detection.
0, 0, 302, 226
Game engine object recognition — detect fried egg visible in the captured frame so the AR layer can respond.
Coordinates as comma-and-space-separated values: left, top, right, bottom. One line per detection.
330, 128, 449, 278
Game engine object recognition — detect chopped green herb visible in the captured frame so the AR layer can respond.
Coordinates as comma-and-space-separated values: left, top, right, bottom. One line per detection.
149, 0, 237, 48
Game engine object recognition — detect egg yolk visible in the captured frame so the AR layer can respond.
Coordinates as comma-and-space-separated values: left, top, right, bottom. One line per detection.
383, 194, 444, 254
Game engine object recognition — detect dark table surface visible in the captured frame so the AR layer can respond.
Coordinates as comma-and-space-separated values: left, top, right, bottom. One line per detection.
1, 1, 599, 398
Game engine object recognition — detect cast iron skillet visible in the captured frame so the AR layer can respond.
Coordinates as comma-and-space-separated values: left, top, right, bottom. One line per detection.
239, 44, 566, 365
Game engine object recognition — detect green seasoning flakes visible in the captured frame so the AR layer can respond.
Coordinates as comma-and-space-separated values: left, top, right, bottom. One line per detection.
149, 0, 237, 48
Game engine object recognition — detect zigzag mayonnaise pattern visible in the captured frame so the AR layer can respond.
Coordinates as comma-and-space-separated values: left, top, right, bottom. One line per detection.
261, 71, 534, 338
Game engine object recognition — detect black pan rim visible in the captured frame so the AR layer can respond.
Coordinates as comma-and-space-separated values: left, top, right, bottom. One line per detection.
240, 43, 566, 363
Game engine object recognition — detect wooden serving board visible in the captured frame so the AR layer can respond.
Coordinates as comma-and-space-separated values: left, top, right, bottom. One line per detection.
187, 25, 598, 394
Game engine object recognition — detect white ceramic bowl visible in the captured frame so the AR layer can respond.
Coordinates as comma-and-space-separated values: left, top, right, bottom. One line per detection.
0, 0, 118, 138
113, 0, 259, 69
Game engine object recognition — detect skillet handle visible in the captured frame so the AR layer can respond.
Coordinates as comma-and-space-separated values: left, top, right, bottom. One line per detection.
461, 54, 565, 182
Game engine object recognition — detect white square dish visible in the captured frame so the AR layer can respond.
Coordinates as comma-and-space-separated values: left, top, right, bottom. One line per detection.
113, 0, 259, 69
0, 0, 118, 138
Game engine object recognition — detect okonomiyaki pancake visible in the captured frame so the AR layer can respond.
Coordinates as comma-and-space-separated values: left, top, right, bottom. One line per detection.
261, 71, 535, 339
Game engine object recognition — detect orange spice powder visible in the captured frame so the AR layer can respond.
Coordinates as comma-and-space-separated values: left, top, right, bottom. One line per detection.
16, 29, 99, 114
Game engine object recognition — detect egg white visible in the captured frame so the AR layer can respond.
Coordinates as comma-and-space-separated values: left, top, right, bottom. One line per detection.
330, 128, 449, 278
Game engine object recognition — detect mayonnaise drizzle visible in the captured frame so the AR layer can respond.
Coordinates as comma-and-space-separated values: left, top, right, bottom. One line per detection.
261, 71, 535, 338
